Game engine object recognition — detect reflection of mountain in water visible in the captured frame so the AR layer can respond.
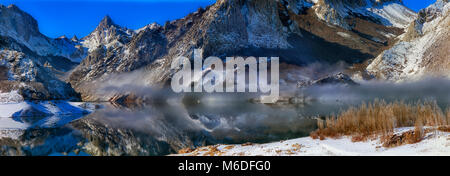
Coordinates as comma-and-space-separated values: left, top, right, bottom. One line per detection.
70, 104, 218, 156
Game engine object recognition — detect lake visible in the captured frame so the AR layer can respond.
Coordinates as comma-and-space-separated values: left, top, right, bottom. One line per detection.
0, 81, 449, 156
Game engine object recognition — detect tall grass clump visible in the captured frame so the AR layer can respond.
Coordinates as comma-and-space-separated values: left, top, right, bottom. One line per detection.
310, 100, 450, 143
437, 107, 450, 132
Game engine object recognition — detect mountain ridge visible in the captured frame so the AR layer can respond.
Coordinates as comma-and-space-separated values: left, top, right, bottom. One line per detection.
67, 0, 417, 101
1, 0, 448, 102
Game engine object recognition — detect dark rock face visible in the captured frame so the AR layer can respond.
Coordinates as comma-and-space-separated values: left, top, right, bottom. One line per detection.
0, 65, 7, 80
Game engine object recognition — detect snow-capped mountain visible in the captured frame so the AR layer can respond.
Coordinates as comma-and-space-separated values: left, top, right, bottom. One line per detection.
367, 0, 450, 81
68, 0, 417, 101
81, 15, 134, 52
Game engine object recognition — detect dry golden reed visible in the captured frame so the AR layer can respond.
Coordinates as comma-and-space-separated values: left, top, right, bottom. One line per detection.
310, 100, 450, 143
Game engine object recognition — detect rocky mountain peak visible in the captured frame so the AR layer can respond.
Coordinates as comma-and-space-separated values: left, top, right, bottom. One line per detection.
97, 15, 116, 30
71, 35, 79, 42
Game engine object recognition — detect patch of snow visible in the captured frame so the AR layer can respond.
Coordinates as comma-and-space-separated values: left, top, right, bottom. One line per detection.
337, 32, 351, 38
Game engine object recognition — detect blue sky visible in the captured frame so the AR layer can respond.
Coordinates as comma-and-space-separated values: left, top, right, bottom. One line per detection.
403, 0, 436, 12
0, 0, 436, 38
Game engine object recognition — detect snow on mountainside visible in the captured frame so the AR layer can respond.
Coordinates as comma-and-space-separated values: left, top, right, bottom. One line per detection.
314, 0, 416, 29
367, 0, 450, 81
53, 36, 87, 63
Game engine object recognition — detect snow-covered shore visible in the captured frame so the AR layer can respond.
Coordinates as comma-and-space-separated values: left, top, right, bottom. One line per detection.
175, 128, 450, 156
